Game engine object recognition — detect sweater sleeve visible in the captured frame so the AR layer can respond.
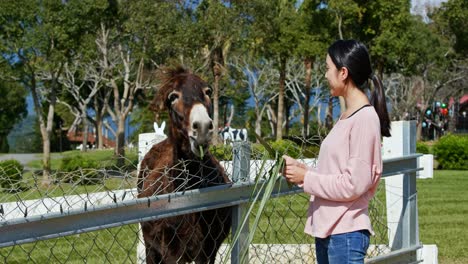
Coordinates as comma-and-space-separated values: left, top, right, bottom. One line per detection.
302, 116, 380, 202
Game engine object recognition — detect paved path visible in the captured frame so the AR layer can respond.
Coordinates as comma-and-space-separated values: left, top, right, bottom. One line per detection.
0, 153, 40, 169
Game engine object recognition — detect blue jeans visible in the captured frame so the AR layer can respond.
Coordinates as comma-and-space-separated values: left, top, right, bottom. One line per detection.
315, 230, 370, 264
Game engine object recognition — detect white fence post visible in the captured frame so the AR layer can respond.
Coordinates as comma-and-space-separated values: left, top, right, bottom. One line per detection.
231, 141, 251, 264
137, 132, 167, 264
382, 121, 420, 259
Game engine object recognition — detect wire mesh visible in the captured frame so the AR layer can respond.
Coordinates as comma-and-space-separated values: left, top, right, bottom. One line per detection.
0, 138, 399, 263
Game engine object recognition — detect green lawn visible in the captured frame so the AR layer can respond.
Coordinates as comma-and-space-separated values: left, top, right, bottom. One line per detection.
417, 170, 468, 264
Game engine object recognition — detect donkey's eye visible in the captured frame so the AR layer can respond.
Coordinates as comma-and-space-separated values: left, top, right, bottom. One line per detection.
168, 92, 180, 104
204, 87, 212, 97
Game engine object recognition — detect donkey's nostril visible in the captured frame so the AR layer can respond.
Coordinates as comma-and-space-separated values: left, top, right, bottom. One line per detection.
193, 122, 199, 130
208, 122, 214, 130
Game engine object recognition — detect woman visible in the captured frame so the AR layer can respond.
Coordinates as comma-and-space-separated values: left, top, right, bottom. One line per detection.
283, 39, 391, 264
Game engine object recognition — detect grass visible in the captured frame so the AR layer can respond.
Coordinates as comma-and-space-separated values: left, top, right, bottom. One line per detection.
417, 170, 468, 264
26, 149, 138, 170
0, 168, 466, 263
0, 225, 140, 264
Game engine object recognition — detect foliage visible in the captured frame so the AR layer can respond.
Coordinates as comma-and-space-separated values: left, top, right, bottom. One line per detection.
210, 144, 233, 161
430, 0, 468, 56
0, 159, 23, 192
270, 139, 301, 158
302, 144, 320, 158
58, 155, 102, 185
0, 79, 28, 152
416, 141, 431, 154
7, 116, 42, 153
433, 134, 468, 170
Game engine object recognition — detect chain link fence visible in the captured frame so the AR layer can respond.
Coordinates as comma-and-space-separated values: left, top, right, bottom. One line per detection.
0, 137, 418, 263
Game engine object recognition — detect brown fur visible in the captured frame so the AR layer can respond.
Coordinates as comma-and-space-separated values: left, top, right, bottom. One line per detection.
138, 67, 231, 264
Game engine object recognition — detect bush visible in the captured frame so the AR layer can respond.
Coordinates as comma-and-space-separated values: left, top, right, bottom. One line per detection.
416, 141, 431, 154
270, 139, 301, 158
433, 134, 468, 170
59, 155, 102, 185
302, 145, 320, 158
0, 159, 23, 192
210, 144, 233, 161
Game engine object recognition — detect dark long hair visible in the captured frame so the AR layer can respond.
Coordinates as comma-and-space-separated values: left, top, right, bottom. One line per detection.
328, 40, 391, 137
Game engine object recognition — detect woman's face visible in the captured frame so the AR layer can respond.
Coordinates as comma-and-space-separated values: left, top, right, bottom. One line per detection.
325, 54, 345, 97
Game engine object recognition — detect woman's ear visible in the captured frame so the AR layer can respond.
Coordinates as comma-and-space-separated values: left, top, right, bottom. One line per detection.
339, 67, 349, 81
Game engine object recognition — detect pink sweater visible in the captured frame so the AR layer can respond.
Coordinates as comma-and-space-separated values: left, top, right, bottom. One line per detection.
303, 106, 382, 238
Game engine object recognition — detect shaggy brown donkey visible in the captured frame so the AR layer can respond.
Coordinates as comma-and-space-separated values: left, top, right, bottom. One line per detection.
138, 66, 231, 264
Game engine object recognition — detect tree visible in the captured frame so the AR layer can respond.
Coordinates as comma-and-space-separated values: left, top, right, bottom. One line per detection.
285, 58, 327, 137
230, 57, 279, 140
296, 0, 332, 137
430, 0, 468, 56
194, 0, 245, 142
0, 0, 105, 184
59, 58, 104, 152
0, 80, 27, 152
429, 0, 468, 132
245, 0, 301, 140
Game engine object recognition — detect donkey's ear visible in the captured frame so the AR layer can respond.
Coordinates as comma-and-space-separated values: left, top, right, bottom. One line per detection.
160, 121, 166, 131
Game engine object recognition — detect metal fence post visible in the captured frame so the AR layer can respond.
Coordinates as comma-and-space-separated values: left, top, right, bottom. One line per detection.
382, 121, 420, 261
231, 141, 251, 264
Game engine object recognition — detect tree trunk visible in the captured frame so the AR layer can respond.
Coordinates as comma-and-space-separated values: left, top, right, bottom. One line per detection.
276, 56, 287, 141
255, 109, 262, 143
326, 97, 334, 130
96, 116, 103, 149
43, 103, 55, 186
317, 103, 322, 127
211, 47, 224, 144
81, 110, 88, 152
303, 57, 312, 138
29, 75, 51, 185
116, 116, 126, 167
285, 99, 290, 137
448, 101, 457, 133
267, 104, 276, 138
416, 121, 422, 141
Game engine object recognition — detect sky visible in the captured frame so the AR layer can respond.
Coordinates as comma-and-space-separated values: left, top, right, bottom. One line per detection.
411, 0, 448, 21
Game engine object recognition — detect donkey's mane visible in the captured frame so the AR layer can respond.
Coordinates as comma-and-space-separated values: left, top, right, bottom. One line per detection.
150, 65, 191, 113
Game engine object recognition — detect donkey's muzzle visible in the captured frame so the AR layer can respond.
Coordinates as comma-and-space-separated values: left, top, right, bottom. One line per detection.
189, 104, 214, 157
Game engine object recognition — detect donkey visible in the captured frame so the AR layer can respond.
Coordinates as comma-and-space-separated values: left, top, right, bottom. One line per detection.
138, 66, 232, 264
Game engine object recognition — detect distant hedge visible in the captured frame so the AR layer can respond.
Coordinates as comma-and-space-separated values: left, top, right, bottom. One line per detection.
59, 155, 103, 185
433, 134, 468, 170
416, 141, 431, 154
0, 159, 23, 192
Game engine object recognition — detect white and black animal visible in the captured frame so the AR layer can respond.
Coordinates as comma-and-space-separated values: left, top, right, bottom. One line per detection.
219, 126, 248, 144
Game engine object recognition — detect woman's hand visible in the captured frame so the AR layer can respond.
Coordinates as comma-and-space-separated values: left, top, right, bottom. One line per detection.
282, 155, 307, 185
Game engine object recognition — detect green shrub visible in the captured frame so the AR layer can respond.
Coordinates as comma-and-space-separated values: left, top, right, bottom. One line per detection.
251, 143, 268, 160
0, 159, 23, 192
270, 139, 301, 158
433, 134, 468, 170
416, 141, 431, 154
210, 144, 233, 161
302, 145, 320, 158
59, 155, 102, 185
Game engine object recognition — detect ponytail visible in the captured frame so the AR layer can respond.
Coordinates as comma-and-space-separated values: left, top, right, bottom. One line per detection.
370, 75, 391, 137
